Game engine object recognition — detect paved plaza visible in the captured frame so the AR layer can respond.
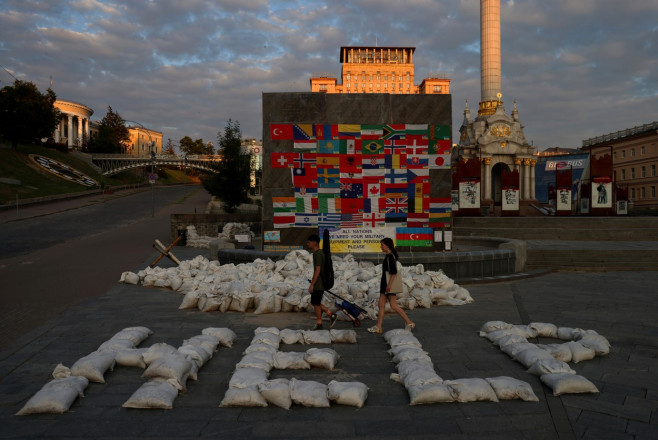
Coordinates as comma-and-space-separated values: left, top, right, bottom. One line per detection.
1, 243, 656, 439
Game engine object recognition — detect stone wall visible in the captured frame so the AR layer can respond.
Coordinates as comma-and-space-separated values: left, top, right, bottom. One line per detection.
170, 213, 261, 242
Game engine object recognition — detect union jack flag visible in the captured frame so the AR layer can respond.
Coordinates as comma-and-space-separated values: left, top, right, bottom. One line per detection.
384, 197, 408, 214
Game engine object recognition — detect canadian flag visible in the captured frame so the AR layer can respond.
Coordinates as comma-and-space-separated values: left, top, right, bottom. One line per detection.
364, 182, 383, 197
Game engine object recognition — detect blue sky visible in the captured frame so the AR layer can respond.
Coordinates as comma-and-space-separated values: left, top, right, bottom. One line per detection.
1, 0, 656, 151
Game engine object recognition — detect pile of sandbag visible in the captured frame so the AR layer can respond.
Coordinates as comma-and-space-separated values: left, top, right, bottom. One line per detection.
220, 327, 368, 408
120, 250, 473, 319
17, 326, 237, 414
385, 329, 539, 405
123, 327, 236, 409
479, 321, 607, 396
185, 223, 255, 249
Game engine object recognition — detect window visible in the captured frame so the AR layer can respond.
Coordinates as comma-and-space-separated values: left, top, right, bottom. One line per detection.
652, 186, 656, 198
642, 166, 646, 178
631, 168, 635, 179
614, 152, 617, 159
653, 165, 656, 176
622, 169, 626, 180
362, 83, 365, 89
641, 187, 646, 198
384, 75, 387, 81
433, 85, 442, 93
641, 146, 645, 155
622, 150, 626, 158
631, 148, 635, 157
632, 188, 636, 199
346, 74, 350, 81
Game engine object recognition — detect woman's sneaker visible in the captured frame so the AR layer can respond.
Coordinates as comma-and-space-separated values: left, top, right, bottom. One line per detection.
310, 323, 323, 330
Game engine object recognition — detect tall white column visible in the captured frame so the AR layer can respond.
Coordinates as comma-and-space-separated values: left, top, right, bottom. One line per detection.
77, 116, 83, 147
523, 159, 530, 199
67, 115, 73, 148
530, 160, 537, 200
481, 0, 501, 102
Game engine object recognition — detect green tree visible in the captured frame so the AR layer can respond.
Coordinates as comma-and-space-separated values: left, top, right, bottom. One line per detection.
0, 80, 60, 149
179, 136, 213, 155
202, 119, 252, 213
164, 138, 176, 155
87, 107, 130, 153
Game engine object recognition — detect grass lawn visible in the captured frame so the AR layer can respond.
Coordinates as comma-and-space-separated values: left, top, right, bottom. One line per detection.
0, 143, 202, 205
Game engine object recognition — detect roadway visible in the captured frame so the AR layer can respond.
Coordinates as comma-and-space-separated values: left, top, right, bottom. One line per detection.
0, 185, 211, 350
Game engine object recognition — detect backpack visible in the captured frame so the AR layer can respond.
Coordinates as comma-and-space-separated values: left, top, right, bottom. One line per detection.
321, 229, 334, 290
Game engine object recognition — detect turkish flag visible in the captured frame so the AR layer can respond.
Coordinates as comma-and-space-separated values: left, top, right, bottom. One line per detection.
270, 124, 293, 140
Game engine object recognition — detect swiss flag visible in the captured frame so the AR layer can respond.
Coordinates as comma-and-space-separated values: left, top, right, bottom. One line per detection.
271, 152, 298, 168
270, 124, 293, 140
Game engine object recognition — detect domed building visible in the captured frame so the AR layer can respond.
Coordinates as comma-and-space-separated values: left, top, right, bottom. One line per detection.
53, 99, 94, 149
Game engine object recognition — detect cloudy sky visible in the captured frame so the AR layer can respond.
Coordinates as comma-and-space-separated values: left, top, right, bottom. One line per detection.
1, 0, 656, 152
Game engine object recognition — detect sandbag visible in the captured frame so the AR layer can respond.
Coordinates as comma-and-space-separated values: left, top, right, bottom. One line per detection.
17, 376, 89, 415
273, 351, 311, 370
258, 379, 292, 409
485, 376, 539, 402
527, 358, 575, 376
565, 341, 596, 363
202, 327, 238, 348
250, 332, 280, 349
330, 329, 358, 344
514, 347, 555, 368
142, 354, 195, 391
143, 343, 178, 365
302, 330, 332, 345
327, 381, 368, 408
219, 386, 268, 407
236, 352, 274, 371
304, 348, 340, 370
445, 378, 499, 403
115, 348, 148, 369
279, 329, 304, 345
70, 350, 116, 383
122, 378, 179, 409
183, 335, 220, 354
290, 379, 330, 408
540, 373, 599, 396
408, 383, 454, 405
228, 367, 268, 389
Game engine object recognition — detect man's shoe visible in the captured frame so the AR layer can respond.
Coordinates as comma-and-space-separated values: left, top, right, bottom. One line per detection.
330, 313, 338, 328
310, 323, 323, 330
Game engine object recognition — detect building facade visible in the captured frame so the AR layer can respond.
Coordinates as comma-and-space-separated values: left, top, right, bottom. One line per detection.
53, 100, 94, 149
126, 126, 163, 156
584, 121, 658, 209
310, 46, 450, 95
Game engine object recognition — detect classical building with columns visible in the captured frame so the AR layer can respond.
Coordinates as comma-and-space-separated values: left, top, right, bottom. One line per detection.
457, 0, 536, 207
53, 99, 94, 149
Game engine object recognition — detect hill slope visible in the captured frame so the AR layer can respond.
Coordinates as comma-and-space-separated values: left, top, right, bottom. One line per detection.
0, 143, 198, 205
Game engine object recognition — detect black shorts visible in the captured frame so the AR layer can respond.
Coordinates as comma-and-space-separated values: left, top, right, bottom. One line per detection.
310, 289, 324, 306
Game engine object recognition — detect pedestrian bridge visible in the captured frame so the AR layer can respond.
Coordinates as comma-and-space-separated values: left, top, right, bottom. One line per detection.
91, 154, 220, 176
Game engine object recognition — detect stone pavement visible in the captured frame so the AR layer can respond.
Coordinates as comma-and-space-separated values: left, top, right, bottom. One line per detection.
0, 245, 656, 439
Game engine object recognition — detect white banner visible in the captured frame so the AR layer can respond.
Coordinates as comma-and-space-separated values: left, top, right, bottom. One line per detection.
502, 188, 519, 211
459, 181, 480, 209
592, 181, 612, 208
557, 189, 571, 211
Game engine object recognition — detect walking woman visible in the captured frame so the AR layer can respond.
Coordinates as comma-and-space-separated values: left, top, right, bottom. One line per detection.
368, 237, 415, 334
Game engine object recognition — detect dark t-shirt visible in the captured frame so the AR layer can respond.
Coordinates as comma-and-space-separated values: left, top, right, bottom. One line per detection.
312, 249, 325, 291
380, 253, 398, 293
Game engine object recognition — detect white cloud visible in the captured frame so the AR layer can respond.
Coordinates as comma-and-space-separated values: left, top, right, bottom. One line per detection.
0, 0, 655, 149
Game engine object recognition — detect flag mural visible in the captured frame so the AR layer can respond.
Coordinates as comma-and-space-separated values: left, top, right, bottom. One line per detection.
270, 123, 452, 247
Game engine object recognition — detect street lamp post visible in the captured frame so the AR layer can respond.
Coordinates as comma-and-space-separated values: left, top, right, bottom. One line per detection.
150, 146, 155, 218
